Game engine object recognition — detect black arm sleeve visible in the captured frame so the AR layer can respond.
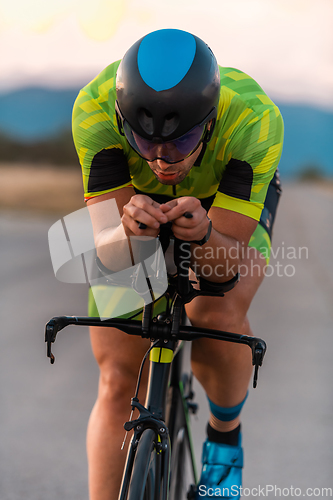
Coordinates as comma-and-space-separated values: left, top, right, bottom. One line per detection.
218, 158, 253, 201
87, 148, 131, 194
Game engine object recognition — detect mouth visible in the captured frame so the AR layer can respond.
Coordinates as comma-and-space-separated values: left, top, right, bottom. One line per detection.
155, 171, 179, 180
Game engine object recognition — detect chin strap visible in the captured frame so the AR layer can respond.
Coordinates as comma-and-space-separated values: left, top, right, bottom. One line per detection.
194, 142, 207, 166
193, 115, 217, 167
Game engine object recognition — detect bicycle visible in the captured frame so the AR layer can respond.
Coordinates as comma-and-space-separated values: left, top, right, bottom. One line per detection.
45, 227, 266, 500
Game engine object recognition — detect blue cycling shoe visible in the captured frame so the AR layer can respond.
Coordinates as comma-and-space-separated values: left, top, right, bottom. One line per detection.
195, 437, 243, 499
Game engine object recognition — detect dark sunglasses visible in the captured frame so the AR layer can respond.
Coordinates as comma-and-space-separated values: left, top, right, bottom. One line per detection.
115, 102, 216, 164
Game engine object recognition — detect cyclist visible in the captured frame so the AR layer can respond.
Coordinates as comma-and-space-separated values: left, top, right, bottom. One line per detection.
72, 29, 283, 499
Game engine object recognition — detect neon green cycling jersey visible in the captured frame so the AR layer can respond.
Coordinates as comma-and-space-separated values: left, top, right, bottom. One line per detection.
72, 60, 283, 223
72, 60, 283, 319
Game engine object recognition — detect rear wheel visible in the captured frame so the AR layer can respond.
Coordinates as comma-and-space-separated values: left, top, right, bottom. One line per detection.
169, 425, 196, 500
167, 371, 197, 500
127, 429, 159, 500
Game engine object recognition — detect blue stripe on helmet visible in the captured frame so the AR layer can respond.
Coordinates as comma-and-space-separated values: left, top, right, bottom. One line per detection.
137, 29, 196, 92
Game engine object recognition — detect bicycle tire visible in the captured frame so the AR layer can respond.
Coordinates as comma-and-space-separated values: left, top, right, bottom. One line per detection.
127, 429, 160, 500
169, 414, 196, 500
169, 427, 187, 500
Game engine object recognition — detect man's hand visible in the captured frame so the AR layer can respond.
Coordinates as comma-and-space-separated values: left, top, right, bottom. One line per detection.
161, 196, 210, 241
122, 194, 170, 237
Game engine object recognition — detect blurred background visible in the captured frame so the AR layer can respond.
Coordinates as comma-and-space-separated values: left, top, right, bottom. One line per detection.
1, 1, 332, 499
1, 0, 332, 212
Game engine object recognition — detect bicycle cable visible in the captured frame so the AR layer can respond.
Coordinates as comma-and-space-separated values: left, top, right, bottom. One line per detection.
124, 291, 170, 322
125, 308, 144, 320
133, 338, 161, 400
121, 338, 161, 450
120, 291, 170, 450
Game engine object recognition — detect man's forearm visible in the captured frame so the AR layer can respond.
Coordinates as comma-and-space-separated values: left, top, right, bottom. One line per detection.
189, 228, 244, 282
95, 225, 134, 272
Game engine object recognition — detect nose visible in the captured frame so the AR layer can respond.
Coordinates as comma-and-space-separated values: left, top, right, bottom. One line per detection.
155, 159, 170, 171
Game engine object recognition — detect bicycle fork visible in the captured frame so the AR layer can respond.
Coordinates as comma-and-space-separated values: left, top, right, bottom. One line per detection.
118, 339, 176, 500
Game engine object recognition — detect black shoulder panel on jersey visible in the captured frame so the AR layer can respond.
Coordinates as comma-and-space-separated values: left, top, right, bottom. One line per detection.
258, 168, 282, 239
218, 159, 253, 201
88, 148, 131, 193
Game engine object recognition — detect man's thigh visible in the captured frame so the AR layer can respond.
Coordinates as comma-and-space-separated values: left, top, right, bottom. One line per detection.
185, 247, 267, 331
186, 248, 267, 402
90, 326, 150, 384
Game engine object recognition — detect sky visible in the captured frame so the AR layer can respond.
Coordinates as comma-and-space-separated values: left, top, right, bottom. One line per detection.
0, 0, 332, 110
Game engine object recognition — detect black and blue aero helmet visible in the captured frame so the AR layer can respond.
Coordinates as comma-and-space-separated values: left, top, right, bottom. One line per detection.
116, 29, 220, 163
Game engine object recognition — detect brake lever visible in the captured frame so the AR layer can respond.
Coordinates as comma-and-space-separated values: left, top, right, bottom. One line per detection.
45, 317, 71, 364
251, 340, 267, 388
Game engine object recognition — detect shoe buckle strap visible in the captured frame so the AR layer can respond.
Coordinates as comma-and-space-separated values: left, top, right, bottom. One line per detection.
202, 441, 243, 468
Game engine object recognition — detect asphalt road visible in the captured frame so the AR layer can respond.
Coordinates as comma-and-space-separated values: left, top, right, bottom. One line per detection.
1, 183, 332, 500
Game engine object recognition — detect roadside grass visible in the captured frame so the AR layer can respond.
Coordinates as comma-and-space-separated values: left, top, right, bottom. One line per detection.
0, 163, 85, 215
1, 163, 332, 217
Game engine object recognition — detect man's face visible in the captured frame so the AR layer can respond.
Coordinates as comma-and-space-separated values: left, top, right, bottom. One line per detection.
146, 144, 203, 185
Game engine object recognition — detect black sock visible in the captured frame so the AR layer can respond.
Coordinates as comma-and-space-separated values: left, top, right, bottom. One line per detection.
206, 423, 241, 446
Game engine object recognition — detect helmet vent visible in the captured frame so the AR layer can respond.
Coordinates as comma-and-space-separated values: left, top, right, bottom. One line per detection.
138, 108, 154, 135
161, 113, 179, 137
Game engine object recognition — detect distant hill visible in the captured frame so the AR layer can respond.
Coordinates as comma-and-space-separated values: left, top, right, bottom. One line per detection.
0, 87, 332, 178
277, 103, 332, 178
0, 88, 77, 140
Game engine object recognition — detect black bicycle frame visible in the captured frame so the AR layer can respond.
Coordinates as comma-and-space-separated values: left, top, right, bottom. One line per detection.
117, 337, 177, 500
45, 237, 267, 499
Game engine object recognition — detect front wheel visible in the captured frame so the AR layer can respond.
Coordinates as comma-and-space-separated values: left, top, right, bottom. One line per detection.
127, 429, 160, 500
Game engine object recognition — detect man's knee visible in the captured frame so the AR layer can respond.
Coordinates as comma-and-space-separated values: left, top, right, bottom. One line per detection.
90, 327, 149, 409
187, 293, 249, 333
191, 316, 251, 364
98, 365, 139, 408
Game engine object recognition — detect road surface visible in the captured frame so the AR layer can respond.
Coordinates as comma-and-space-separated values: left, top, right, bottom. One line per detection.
1, 183, 332, 499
